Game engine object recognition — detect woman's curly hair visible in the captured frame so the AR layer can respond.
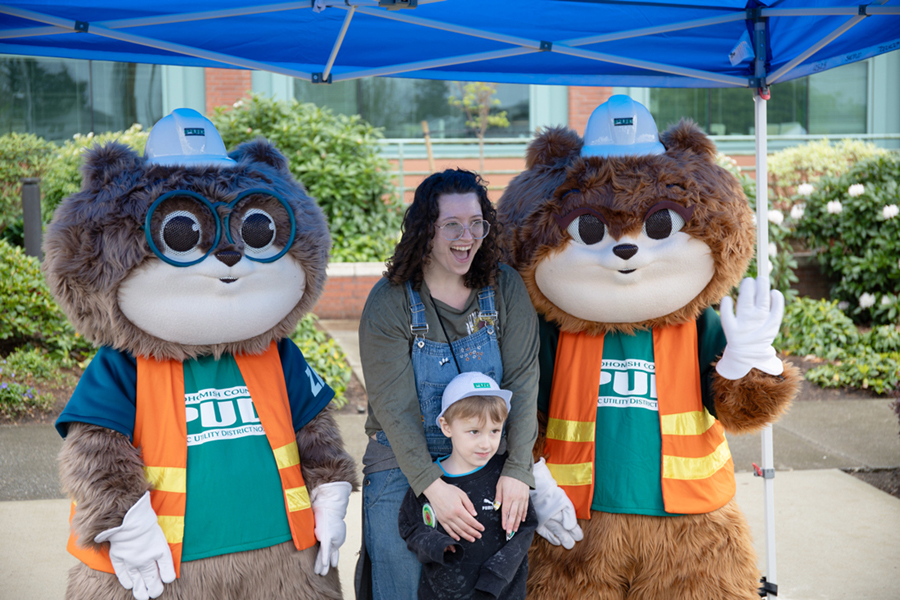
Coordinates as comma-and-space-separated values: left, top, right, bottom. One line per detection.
385, 169, 502, 290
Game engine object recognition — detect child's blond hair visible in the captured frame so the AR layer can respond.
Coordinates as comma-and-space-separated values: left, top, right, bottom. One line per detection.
441, 394, 508, 426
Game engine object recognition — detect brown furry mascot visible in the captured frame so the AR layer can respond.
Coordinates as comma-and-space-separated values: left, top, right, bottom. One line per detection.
497, 96, 801, 600
43, 109, 358, 600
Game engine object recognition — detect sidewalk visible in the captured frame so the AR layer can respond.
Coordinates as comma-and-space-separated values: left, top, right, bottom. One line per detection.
1, 319, 898, 599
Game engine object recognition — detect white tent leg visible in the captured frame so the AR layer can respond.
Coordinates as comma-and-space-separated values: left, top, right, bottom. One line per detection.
754, 89, 777, 597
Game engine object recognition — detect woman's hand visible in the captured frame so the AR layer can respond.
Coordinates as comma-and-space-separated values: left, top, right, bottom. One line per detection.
495, 475, 529, 533
423, 479, 484, 542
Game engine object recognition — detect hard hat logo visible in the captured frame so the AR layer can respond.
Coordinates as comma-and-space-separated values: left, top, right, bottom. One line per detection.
145, 108, 237, 168
582, 95, 665, 159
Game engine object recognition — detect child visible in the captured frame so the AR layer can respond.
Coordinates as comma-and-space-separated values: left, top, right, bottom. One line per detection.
398, 372, 538, 600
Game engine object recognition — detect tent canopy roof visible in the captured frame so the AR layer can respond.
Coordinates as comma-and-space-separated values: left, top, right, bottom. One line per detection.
1, 0, 898, 89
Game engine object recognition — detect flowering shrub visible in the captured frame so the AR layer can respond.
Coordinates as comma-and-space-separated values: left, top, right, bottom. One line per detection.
767, 138, 888, 200
793, 154, 900, 325
0, 348, 67, 419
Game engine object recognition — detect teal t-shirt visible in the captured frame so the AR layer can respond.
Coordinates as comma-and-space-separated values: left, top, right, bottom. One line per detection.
590, 329, 669, 516
181, 354, 292, 561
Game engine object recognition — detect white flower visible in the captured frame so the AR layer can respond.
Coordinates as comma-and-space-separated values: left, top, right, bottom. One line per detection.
882, 295, 893, 306
768, 242, 778, 257
797, 183, 814, 196
791, 203, 806, 220
827, 200, 843, 214
767, 259, 774, 273
768, 210, 784, 225
882, 205, 899, 219
859, 293, 876, 309
838, 301, 850, 311
848, 183, 864, 197
233, 99, 245, 109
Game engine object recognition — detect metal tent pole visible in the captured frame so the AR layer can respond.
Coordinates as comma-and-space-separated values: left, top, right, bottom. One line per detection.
752, 9, 777, 596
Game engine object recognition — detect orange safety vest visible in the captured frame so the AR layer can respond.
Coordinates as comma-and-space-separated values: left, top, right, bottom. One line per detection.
543, 321, 734, 519
67, 341, 318, 576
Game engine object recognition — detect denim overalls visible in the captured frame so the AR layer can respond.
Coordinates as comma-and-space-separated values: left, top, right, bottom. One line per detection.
361, 282, 504, 600
375, 282, 504, 457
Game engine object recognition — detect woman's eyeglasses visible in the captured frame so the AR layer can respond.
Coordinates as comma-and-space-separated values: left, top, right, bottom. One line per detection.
437, 220, 490, 241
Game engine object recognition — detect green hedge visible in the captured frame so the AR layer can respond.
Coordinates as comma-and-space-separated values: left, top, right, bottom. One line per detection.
0, 133, 55, 239
778, 297, 899, 395
0, 239, 93, 364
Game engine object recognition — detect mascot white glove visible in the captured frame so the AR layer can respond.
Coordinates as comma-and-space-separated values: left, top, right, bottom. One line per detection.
310, 481, 353, 576
93, 491, 176, 600
530, 458, 583, 549
716, 276, 785, 380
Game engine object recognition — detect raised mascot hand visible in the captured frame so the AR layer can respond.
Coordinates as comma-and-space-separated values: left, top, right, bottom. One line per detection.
716, 276, 785, 380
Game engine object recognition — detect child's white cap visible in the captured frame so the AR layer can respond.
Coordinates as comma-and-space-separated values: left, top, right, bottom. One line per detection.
436, 372, 512, 426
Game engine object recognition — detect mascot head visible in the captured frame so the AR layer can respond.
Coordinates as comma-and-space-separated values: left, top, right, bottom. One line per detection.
43, 108, 331, 361
499, 96, 755, 336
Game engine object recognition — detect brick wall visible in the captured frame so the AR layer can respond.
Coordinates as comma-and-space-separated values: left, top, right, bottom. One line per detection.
568, 87, 614, 137
312, 263, 384, 319
205, 68, 252, 115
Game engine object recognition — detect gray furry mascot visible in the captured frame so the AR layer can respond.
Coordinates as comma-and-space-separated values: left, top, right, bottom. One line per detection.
43, 109, 358, 600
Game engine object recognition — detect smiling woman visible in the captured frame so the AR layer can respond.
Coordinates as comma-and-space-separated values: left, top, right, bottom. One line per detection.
355, 169, 540, 600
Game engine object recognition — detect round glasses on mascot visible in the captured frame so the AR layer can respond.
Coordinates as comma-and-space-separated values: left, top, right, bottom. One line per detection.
144, 188, 297, 267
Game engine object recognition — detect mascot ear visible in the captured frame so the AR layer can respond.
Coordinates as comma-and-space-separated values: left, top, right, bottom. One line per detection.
230, 138, 291, 174
526, 127, 583, 170
82, 142, 143, 188
660, 119, 717, 159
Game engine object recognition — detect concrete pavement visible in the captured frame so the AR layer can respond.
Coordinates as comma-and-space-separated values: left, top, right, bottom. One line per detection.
1, 319, 898, 599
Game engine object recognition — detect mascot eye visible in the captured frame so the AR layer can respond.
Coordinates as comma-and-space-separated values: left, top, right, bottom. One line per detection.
241, 209, 276, 252
566, 214, 606, 245
161, 211, 202, 254
643, 209, 686, 240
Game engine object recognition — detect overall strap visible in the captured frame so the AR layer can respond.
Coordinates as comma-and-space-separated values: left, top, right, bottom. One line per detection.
405, 281, 429, 340
477, 286, 498, 325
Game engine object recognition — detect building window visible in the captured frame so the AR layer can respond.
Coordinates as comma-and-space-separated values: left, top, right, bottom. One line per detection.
0, 54, 163, 142
294, 77, 531, 138
647, 61, 868, 137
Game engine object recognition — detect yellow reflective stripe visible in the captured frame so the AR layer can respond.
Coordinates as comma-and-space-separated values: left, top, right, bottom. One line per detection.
285, 486, 311, 512
273, 442, 301, 470
144, 466, 187, 493
157, 516, 184, 544
660, 408, 716, 436
663, 439, 732, 480
546, 462, 593, 487
546, 418, 595, 443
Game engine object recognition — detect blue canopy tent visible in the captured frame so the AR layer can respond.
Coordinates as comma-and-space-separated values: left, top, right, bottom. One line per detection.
2, 1, 899, 595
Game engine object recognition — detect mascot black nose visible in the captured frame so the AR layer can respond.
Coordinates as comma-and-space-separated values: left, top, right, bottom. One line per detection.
215, 250, 242, 267
613, 244, 638, 260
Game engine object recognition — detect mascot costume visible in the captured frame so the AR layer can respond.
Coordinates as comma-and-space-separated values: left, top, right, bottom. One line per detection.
498, 96, 801, 600
43, 109, 358, 600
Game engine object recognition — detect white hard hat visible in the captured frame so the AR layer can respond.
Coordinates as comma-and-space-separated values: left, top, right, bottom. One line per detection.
581, 95, 665, 158
145, 108, 237, 167
436, 371, 512, 426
